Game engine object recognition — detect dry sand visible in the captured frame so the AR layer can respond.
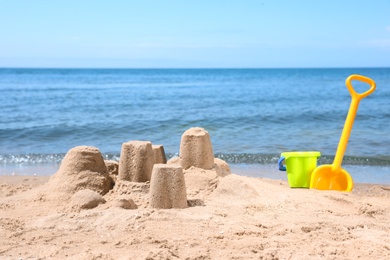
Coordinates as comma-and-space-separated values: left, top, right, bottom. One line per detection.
1, 171, 389, 259
0, 128, 389, 259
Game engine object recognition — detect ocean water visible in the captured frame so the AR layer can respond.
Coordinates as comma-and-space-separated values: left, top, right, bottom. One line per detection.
0, 68, 389, 183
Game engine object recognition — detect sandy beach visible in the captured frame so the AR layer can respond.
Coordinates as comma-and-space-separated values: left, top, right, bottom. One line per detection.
1, 128, 389, 259
1, 171, 389, 259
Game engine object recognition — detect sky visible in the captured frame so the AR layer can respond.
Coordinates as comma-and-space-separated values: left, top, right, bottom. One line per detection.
0, 0, 389, 68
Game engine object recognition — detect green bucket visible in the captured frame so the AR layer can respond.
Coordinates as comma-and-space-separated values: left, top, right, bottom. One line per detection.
278, 151, 321, 188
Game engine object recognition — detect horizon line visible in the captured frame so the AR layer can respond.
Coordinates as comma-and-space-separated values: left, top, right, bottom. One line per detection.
1, 66, 389, 70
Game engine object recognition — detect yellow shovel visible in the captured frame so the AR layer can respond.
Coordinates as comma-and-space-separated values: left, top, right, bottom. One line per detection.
310, 74, 376, 192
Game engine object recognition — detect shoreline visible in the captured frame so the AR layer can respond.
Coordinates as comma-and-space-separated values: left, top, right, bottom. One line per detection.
1, 163, 389, 185
2, 174, 389, 194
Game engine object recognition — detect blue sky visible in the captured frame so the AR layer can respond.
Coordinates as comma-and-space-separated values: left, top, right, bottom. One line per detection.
0, 0, 389, 68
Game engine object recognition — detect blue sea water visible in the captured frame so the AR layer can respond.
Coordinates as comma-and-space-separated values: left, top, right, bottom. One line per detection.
0, 68, 389, 183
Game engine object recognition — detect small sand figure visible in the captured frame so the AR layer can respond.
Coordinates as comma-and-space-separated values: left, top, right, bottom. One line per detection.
149, 164, 187, 209
168, 127, 231, 178
179, 127, 214, 170
152, 145, 167, 164
118, 141, 155, 182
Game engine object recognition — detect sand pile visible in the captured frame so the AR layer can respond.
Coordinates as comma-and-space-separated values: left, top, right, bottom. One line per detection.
46, 146, 113, 197
70, 189, 106, 210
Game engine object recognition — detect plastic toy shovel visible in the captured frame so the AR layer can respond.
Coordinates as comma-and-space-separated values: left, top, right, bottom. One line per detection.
310, 74, 376, 192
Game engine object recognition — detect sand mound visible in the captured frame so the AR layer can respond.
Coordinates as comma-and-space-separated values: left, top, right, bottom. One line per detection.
70, 189, 106, 210
108, 180, 151, 208
214, 157, 231, 177
113, 196, 138, 209
46, 146, 113, 197
209, 174, 260, 202
184, 166, 219, 200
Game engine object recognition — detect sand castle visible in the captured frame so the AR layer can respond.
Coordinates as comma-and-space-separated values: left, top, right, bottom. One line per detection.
168, 127, 231, 177
44, 127, 230, 210
118, 141, 155, 182
152, 145, 167, 164
179, 127, 214, 170
47, 146, 113, 196
149, 164, 187, 209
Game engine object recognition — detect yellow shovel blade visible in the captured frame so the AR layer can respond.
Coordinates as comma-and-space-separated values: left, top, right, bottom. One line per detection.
310, 164, 354, 192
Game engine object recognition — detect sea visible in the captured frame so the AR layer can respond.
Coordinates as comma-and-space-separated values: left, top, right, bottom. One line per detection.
0, 68, 389, 184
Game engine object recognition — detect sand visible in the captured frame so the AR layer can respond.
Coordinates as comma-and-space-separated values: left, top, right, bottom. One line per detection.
1, 172, 389, 259
0, 128, 389, 259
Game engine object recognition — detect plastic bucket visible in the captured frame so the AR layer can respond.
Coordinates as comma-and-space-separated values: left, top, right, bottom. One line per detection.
278, 151, 321, 188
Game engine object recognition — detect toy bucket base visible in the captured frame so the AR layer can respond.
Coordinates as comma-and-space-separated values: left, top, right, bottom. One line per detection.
281, 151, 320, 188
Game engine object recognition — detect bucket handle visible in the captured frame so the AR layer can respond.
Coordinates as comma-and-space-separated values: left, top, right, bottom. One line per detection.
278, 156, 286, 171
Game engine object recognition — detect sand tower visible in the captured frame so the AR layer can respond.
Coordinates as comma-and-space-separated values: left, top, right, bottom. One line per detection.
118, 141, 155, 182
149, 164, 187, 209
179, 127, 214, 170
152, 144, 167, 164
48, 146, 113, 195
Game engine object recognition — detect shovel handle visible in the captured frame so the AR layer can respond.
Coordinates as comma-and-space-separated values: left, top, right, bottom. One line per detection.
333, 74, 376, 170
346, 75, 376, 101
